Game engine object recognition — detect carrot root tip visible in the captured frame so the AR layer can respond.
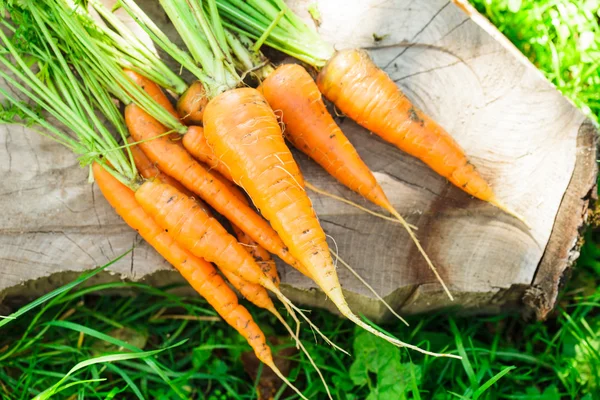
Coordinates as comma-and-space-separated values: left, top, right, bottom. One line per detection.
490, 198, 530, 228
271, 308, 333, 400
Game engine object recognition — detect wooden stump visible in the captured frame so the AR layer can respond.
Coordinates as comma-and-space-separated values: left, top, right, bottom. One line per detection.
0, 0, 597, 322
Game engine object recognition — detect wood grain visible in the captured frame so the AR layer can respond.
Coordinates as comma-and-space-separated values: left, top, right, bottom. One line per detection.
0, 0, 596, 321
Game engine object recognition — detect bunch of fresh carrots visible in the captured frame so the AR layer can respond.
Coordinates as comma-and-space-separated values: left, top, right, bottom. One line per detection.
0, 0, 527, 396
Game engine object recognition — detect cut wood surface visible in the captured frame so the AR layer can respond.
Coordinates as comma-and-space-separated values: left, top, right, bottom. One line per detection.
0, 0, 597, 321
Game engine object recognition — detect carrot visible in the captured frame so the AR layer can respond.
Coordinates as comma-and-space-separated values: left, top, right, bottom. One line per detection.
123, 69, 179, 120
217, 1, 523, 223
259, 64, 451, 299
213, 172, 281, 285
203, 87, 458, 358
316, 49, 524, 221
158, 180, 328, 395
127, 137, 192, 196
183, 126, 233, 181
181, 123, 412, 323
124, 101, 302, 272
91, 162, 307, 397
135, 178, 341, 352
177, 81, 209, 125
134, 177, 272, 290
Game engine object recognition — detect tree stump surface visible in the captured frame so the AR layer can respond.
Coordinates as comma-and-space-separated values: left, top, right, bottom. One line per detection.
0, 0, 597, 321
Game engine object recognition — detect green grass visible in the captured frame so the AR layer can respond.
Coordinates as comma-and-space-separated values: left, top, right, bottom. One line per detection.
1, 1, 599, 398
471, 0, 599, 124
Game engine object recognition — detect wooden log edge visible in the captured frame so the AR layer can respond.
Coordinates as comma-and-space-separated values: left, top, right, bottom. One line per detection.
523, 121, 598, 320
452, 0, 599, 321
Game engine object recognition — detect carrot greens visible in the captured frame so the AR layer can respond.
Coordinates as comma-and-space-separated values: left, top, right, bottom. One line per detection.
215, 0, 334, 67
0, 3, 137, 185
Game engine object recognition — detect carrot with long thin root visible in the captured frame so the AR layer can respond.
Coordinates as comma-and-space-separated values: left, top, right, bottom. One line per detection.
185, 126, 415, 317
316, 50, 525, 223
134, 179, 343, 353
216, 1, 524, 224
175, 189, 329, 397
124, 90, 301, 274
203, 87, 459, 358
92, 163, 307, 398
220, 269, 332, 399
259, 63, 452, 300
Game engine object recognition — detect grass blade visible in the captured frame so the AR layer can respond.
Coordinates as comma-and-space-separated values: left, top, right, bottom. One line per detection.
33, 342, 184, 400
449, 318, 476, 386
0, 249, 132, 329
43, 320, 188, 399
472, 366, 516, 399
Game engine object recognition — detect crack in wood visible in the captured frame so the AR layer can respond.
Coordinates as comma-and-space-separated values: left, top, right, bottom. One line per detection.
60, 231, 97, 264
394, 60, 463, 82
383, 0, 451, 69
439, 16, 470, 40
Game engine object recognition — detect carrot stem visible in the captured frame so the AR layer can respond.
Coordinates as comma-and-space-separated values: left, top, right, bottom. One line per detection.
118, 0, 210, 85
215, 0, 334, 67
87, 0, 187, 94
158, 0, 238, 96
252, 10, 285, 52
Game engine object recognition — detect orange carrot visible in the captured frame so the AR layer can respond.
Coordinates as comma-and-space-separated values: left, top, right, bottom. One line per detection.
260, 64, 392, 212
127, 137, 192, 196
134, 178, 339, 351
214, 173, 281, 285
124, 102, 302, 272
203, 87, 457, 358
134, 179, 274, 291
317, 49, 521, 220
259, 63, 450, 299
177, 81, 209, 125
91, 162, 307, 396
219, 265, 331, 399
124, 69, 179, 119
183, 126, 233, 181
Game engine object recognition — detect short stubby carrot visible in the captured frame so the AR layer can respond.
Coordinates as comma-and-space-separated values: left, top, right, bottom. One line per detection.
124, 69, 178, 119
182, 126, 233, 181
124, 103, 302, 271
316, 49, 513, 215
203, 88, 457, 357
92, 162, 272, 364
177, 81, 209, 125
